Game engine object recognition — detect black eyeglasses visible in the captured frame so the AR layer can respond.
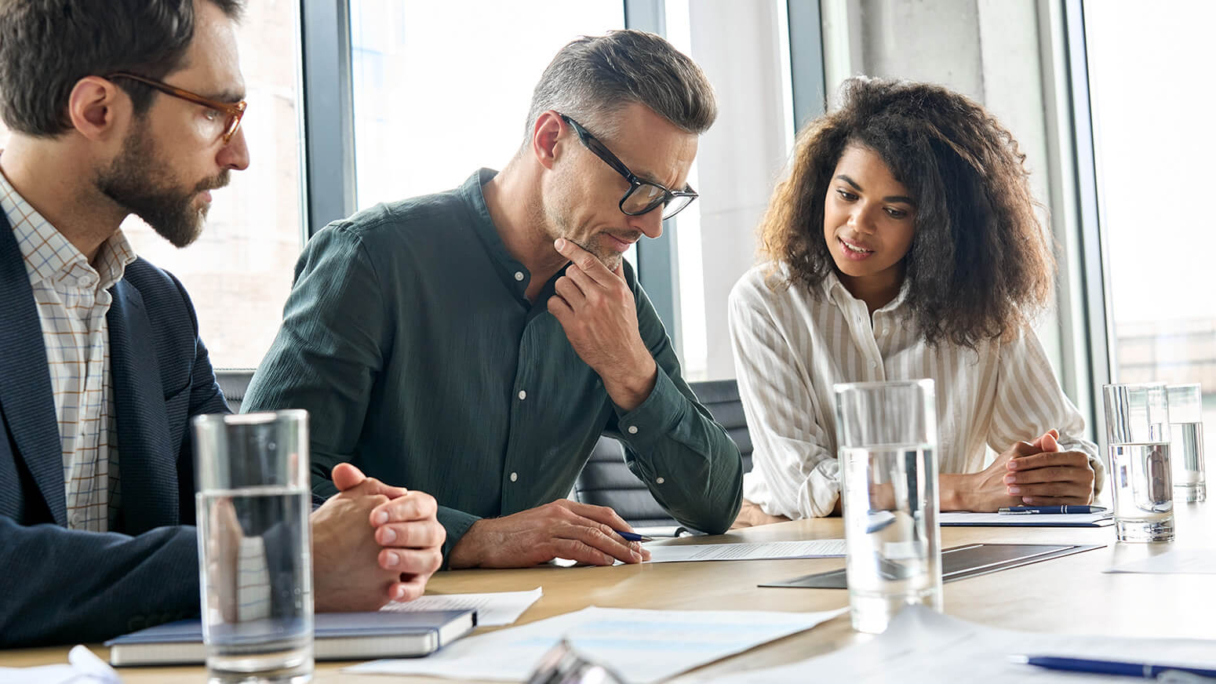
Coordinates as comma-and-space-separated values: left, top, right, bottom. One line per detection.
559, 114, 698, 220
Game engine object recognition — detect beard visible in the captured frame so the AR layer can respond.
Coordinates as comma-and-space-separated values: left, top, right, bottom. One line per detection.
543, 186, 627, 271
96, 124, 229, 248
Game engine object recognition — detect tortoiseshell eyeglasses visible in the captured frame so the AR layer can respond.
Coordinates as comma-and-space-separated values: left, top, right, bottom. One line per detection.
107, 72, 247, 144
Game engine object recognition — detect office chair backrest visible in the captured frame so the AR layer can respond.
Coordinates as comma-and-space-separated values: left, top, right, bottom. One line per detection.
574, 379, 753, 528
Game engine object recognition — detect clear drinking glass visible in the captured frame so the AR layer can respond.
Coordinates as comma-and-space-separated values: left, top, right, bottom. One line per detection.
193, 410, 314, 683
1167, 384, 1207, 503
1103, 383, 1175, 542
834, 380, 942, 634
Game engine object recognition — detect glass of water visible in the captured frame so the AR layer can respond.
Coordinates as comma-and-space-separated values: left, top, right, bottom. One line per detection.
193, 410, 313, 683
834, 379, 942, 634
1167, 384, 1207, 503
1103, 383, 1175, 542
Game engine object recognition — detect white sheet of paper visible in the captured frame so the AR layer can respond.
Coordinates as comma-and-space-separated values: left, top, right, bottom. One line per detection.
380, 587, 543, 626
0, 645, 122, 684
939, 511, 1112, 526
346, 606, 846, 683
1105, 549, 1216, 575
699, 605, 1216, 683
640, 539, 846, 563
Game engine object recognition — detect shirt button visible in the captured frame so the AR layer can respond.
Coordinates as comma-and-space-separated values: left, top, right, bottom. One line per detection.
627, 426, 638, 435
870, 362, 877, 369
77, 276, 92, 287
510, 472, 518, 482
514, 271, 525, 282
518, 390, 527, 400
656, 477, 665, 485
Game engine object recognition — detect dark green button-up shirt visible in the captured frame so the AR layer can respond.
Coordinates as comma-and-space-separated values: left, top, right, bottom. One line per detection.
244, 170, 743, 562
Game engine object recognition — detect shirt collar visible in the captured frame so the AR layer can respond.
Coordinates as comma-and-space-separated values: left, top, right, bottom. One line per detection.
460, 168, 535, 301
820, 269, 911, 315
0, 160, 136, 291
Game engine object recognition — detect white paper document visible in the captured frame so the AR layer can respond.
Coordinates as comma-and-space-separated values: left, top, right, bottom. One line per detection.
346, 606, 845, 683
1105, 549, 1216, 575
699, 605, 1216, 683
381, 587, 543, 626
0, 645, 121, 684
939, 511, 1113, 527
641, 539, 846, 563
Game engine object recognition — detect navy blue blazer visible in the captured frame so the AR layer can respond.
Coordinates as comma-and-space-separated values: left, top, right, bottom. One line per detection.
0, 213, 229, 647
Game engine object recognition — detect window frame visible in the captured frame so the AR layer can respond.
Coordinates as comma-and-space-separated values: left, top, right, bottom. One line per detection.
1061, 0, 1114, 444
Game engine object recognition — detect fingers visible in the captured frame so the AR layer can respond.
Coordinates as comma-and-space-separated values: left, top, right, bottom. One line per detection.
1007, 441, 1040, 459
552, 538, 616, 566
370, 490, 437, 526
555, 521, 643, 564
563, 260, 600, 294
335, 470, 409, 502
331, 463, 366, 491
547, 294, 574, 322
1018, 493, 1095, 506
557, 499, 633, 534
379, 546, 443, 576
1006, 481, 1093, 499
1036, 432, 1059, 452
388, 574, 430, 603
376, 519, 446, 549
554, 273, 587, 309
1004, 465, 1093, 485
1008, 451, 1090, 472
554, 238, 613, 285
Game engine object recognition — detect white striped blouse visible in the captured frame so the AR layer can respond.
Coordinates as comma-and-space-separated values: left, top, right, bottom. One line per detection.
728, 262, 1103, 520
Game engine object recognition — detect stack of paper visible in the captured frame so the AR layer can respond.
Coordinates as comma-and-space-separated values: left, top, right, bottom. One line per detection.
347, 606, 845, 683
381, 587, 543, 626
697, 605, 1216, 682
0, 645, 120, 684
640, 539, 846, 564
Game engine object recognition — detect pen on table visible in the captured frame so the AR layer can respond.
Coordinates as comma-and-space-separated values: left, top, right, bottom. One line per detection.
997, 505, 1106, 515
614, 529, 654, 543
1010, 655, 1216, 680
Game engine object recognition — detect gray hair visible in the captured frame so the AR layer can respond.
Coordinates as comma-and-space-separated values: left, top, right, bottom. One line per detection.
522, 29, 717, 146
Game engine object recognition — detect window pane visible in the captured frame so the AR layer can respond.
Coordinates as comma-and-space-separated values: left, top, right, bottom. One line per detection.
349, 0, 625, 209
664, 0, 708, 381
1086, 1, 1216, 429
119, 0, 305, 369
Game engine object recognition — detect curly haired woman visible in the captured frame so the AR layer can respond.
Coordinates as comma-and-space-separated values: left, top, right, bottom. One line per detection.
729, 78, 1103, 526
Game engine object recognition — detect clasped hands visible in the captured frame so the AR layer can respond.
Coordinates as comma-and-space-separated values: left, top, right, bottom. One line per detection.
311, 463, 445, 611
949, 430, 1097, 511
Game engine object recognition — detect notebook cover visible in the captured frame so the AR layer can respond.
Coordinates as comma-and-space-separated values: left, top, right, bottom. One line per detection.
107, 610, 474, 644
939, 512, 1114, 528
105, 609, 476, 665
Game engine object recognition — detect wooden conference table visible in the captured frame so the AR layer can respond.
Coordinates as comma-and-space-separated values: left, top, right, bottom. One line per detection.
5, 503, 1214, 682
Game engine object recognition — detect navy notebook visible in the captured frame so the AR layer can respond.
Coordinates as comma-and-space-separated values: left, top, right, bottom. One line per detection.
105, 610, 477, 666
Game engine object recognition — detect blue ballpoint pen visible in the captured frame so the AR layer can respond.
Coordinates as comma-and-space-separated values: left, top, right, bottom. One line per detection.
1011, 655, 1216, 680
997, 505, 1106, 515
614, 529, 654, 543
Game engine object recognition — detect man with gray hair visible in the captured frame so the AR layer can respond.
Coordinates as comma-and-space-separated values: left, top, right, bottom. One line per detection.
244, 30, 743, 569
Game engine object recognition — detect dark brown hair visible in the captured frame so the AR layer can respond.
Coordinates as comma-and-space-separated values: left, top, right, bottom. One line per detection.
0, 0, 244, 137
760, 77, 1053, 349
